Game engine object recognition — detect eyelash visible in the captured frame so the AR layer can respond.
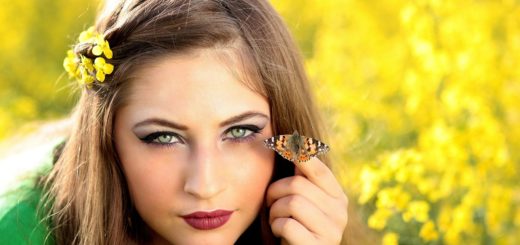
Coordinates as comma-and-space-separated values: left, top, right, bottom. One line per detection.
224, 125, 262, 143
139, 131, 183, 149
139, 125, 262, 148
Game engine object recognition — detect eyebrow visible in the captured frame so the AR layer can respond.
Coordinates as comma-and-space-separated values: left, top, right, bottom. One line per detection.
218, 111, 269, 127
132, 118, 188, 130
132, 111, 269, 130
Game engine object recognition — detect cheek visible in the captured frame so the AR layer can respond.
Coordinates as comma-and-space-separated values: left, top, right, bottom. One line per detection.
117, 142, 184, 218
224, 142, 275, 199
127, 157, 180, 200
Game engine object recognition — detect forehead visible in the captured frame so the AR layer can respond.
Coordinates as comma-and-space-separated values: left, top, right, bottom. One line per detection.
119, 48, 269, 124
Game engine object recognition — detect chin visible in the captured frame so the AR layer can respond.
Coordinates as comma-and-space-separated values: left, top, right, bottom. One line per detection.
161, 228, 243, 245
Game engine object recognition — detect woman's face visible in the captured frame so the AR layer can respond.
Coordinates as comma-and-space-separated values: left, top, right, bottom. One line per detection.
114, 49, 274, 244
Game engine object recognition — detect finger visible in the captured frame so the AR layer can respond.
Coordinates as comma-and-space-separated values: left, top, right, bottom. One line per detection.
293, 157, 346, 199
269, 194, 335, 237
266, 176, 336, 215
294, 165, 303, 176
266, 176, 349, 233
271, 218, 314, 245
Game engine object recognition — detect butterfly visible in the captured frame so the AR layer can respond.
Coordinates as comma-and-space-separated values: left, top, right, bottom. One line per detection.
263, 130, 330, 163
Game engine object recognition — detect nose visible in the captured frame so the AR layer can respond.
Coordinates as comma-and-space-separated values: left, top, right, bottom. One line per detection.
183, 142, 227, 199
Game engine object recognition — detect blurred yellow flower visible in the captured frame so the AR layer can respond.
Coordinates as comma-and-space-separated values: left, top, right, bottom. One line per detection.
63, 50, 79, 78
419, 221, 439, 241
368, 208, 393, 230
376, 187, 411, 211
402, 201, 430, 223
358, 167, 381, 204
79, 26, 96, 42
331, 4, 519, 244
382, 232, 399, 245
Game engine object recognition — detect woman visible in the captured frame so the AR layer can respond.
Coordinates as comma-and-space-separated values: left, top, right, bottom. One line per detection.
1, 0, 348, 244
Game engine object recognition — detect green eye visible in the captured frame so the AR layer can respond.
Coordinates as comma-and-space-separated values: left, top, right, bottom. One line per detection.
224, 125, 261, 141
140, 131, 182, 146
230, 128, 247, 138
154, 134, 176, 143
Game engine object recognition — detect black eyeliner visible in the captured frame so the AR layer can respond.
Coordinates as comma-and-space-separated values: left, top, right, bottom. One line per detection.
139, 131, 184, 145
224, 124, 264, 143
226, 124, 262, 132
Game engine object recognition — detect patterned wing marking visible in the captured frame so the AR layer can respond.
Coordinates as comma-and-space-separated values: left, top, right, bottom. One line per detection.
264, 133, 329, 163
264, 135, 295, 162
295, 136, 330, 163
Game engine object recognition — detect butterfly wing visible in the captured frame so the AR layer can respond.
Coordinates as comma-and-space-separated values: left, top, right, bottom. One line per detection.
296, 136, 330, 163
264, 135, 296, 162
265, 133, 330, 163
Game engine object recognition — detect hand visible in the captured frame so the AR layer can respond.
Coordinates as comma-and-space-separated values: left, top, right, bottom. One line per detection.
266, 157, 348, 245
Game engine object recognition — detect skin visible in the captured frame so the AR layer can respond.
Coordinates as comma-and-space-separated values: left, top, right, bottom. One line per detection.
114, 48, 348, 244
267, 158, 349, 244
114, 48, 274, 244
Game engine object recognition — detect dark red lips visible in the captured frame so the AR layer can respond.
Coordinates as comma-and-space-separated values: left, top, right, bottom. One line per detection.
182, 210, 233, 230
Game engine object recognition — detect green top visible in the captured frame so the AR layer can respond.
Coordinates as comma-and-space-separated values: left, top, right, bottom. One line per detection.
0, 187, 54, 244
0, 140, 60, 245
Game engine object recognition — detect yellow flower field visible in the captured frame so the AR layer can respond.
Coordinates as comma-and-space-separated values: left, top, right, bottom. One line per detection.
1, 0, 519, 244
274, 0, 520, 244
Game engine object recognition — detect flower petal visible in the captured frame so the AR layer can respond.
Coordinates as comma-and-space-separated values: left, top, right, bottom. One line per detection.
92, 46, 102, 56
96, 70, 106, 82
67, 50, 75, 58
94, 57, 105, 67
79, 29, 93, 42
82, 74, 94, 85
104, 63, 114, 74
104, 47, 113, 59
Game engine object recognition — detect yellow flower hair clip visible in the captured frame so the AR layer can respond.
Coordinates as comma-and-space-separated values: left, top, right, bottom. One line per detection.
63, 27, 114, 88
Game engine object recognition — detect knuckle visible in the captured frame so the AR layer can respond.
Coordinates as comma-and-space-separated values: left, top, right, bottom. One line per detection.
338, 203, 349, 223
341, 192, 349, 205
330, 201, 348, 227
285, 195, 302, 212
288, 176, 306, 191
269, 199, 283, 223
280, 219, 293, 235
266, 181, 279, 196
272, 218, 293, 236
339, 216, 348, 230
323, 227, 344, 245
268, 205, 274, 222
266, 187, 275, 202
341, 194, 349, 210
270, 198, 282, 213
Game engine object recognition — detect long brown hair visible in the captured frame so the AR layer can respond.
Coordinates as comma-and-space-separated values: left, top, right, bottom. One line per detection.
44, 0, 328, 244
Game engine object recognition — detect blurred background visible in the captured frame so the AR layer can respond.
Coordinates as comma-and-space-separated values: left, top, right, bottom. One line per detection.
1, 0, 519, 244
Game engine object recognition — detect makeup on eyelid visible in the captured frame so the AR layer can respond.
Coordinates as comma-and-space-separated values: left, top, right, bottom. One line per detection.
136, 124, 266, 148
